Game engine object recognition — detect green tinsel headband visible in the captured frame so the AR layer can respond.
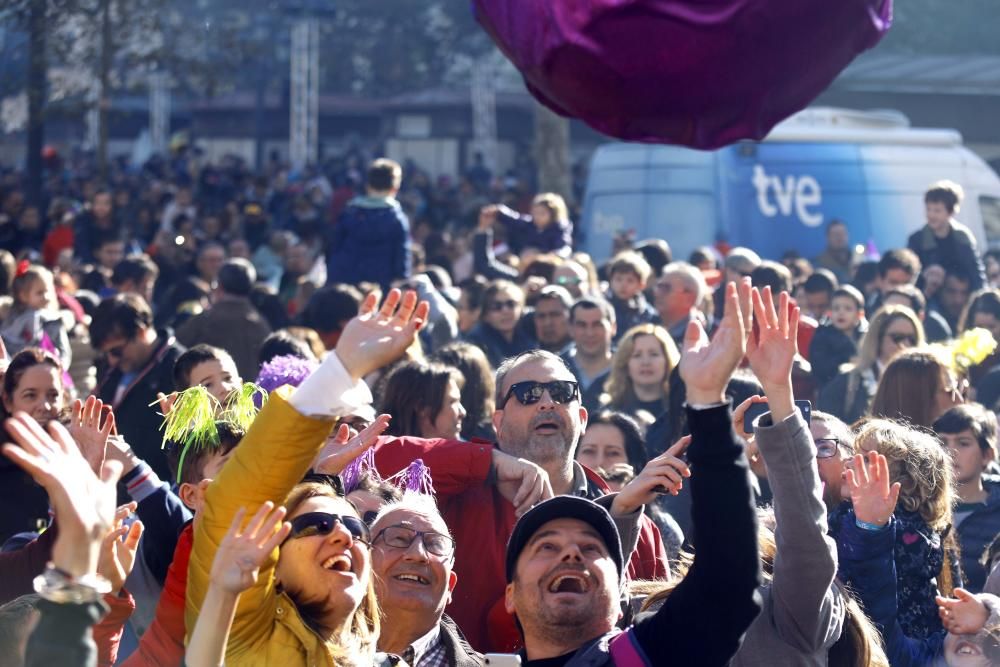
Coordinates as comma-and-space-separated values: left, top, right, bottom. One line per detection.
152, 383, 268, 485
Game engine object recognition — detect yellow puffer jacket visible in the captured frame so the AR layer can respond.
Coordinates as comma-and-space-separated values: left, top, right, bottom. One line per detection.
185, 387, 339, 666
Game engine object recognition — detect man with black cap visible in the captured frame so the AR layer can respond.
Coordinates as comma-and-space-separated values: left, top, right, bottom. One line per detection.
503, 279, 762, 665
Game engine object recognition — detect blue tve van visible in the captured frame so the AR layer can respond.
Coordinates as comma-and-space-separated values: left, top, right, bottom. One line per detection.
580, 108, 1000, 263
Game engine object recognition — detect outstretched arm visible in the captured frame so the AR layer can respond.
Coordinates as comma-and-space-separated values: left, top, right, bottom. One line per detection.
632, 279, 762, 666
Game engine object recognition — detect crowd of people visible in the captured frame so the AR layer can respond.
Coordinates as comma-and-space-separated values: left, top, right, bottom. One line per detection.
1, 149, 1000, 667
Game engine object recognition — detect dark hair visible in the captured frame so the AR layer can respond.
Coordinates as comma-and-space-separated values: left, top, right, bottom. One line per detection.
258, 330, 317, 367
570, 297, 615, 324
89, 293, 153, 348
960, 289, 1000, 334
248, 285, 291, 330
165, 420, 245, 486
832, 285, 865, 310
884, 284, 926, 315
633, 239, 672, 276
1, 348, 62, 410
217, 258, 256, 297
173, 344, 235, 390
378, 362, 463, 438
584, 410, 649, 470
92, 229, 126, 252
750, 260, 793, 295
803, 269, 838, 294
351, 471, 403, 506
458, 276, 488, 311
878, 248, 921, 280
432, 342, 496, 440
111, 255, 159, 288
924, 181, 963, 213
301, 284, 362, 334
483, 279, 523, 310
933, 404, 997, 456
367, 158, 402, 192
852, 260, 880, 293
686, 247, 716, 270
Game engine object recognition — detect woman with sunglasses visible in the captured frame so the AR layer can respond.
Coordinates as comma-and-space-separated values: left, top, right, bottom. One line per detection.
871, 347, 964, 429
186, 289, 430, 666
462, 279, 537, 368
817, 305, 925, 425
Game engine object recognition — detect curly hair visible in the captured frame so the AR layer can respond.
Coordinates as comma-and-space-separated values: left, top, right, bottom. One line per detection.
853, 418, 954, 532
603, 324, 679, 413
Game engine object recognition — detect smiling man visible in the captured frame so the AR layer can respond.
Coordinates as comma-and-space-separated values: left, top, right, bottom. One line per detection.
370, 494, 482, 666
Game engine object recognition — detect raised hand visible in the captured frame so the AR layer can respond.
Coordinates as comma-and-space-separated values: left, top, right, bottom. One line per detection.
334, 289, 429, 380
679, 278, 753, 405
493, 450, 554, 517
314, 414, 392, 475
846, 451, 900, 528
2, 413, 123, 576
104, 435, 141, 476
68, 396, 116, 474
211, 503, 291, 595
157, 391, 178, 417
937, 588, 991, 635
747, 288, 799, 392
97, 504, 143, 595
611, 436, 691, 515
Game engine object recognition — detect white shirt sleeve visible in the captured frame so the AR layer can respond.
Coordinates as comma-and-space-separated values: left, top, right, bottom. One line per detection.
287, 351, 375, 421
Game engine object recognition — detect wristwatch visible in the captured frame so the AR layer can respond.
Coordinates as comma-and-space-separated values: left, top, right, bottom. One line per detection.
33, 564, 111, 603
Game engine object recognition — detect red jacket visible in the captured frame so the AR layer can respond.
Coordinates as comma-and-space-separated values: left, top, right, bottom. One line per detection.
96, 523, 192, 667
373, 436, 668, 653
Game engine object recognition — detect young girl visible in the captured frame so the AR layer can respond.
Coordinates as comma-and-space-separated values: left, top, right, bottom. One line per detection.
831, 418, 960, 639
0, 263, 71, 371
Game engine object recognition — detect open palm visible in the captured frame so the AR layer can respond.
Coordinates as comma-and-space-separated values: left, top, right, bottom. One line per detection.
211, 503, 291, 595
314, 414, 392, 475
846, 451, 900, 527
335, 289, 430, 380
746, 287, 799, 390
679, 279, 752, 401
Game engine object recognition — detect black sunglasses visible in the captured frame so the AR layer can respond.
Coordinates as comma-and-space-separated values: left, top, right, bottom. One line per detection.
284, 512, 371, 546
502, 380, 580, 407
488, 299, 519, 312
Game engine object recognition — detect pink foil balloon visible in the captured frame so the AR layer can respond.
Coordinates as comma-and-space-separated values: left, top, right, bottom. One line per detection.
474, 0, 892, 149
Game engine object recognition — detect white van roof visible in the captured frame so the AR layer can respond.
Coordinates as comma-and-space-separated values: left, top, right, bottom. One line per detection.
765, 107, 962, 146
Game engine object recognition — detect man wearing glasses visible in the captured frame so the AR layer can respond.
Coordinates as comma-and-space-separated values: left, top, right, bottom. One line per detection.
369, 494, 482, 667
371, 347, 668, 652
90, 293, 185, 480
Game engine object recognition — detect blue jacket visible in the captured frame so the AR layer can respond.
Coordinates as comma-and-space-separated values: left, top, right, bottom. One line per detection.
326, 195, 411, 290
837, 518, 947, 666
956, 476, 1000, 592
497, 208, 573, 256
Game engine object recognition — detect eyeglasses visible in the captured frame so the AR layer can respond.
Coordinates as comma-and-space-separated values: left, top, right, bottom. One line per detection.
488, 299, 519, 312
502, 380, 580, 407
886, 333, 917, 346
556, 276, 582, 286
284, 512, 371, 546
814, 437, 841, 459
373, 525, 455, 558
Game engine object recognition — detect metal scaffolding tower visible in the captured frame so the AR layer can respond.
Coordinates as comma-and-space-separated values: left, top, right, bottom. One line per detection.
290, 18, 320, 170
149, 71, 170, 155
471, 58, 498, 171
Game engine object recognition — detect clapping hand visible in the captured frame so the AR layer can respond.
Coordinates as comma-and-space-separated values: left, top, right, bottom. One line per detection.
211, 503, 291, 595
97, 503, 143, 595
846, 451, 900, 528
937, 589, 990, 636
679, 278, 753, 405
68, 396, 116, 474
313, 414, 392, 475
2, 413, 123, 576
335, 289, 429, 380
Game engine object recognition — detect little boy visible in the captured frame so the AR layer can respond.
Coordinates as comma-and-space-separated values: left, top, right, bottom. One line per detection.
172, 344, 242, 406
605, 250, 657, 341
933, 404, 1000, 593
808, 285, 867, 390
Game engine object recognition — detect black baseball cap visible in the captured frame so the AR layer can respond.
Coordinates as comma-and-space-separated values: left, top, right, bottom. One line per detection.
505, 496, 624, 583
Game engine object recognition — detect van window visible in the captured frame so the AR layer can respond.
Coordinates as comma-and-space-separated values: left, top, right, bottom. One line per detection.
982, 196, 1000, 249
